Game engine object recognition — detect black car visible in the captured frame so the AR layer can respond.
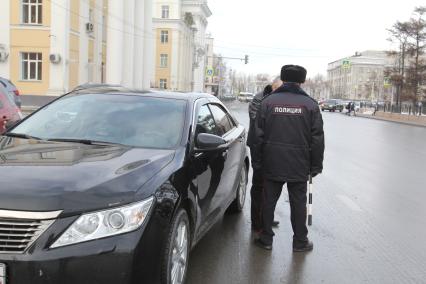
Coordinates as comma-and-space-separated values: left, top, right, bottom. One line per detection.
0, 86, 249, 284
321, 99, 344, 112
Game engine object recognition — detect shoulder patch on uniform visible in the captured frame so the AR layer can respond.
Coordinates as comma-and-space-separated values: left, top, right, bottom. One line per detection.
272, 105, 304, 115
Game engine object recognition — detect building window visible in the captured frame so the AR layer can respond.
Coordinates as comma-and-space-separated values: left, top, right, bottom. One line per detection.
161, 30, 169, 44
21, 52, 42, 81
160, 54, 168, 68
160, 79, 167, 89
161, 5, 169, 19
22, 0, 43, 24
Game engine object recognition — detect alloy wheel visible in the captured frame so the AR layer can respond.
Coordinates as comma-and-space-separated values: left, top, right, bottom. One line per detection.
170, 221, 189, 284
238, 165, 247, 208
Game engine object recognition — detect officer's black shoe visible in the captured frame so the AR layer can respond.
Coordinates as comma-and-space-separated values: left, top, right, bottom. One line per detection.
293, 240, 313, 252
272, 220, 279, 227
254, 238, 272, 250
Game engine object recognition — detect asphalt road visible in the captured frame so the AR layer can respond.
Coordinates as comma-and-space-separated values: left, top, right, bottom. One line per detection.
186, 100, 426, 284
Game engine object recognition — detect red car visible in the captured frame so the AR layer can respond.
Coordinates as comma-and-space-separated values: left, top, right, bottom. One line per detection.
0, 84, 22, 134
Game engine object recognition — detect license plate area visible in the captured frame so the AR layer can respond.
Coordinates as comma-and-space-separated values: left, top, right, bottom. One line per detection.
0, 263, 6, 284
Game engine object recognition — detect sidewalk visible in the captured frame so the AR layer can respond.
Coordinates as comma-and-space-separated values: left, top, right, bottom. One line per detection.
355, 111, 426, 127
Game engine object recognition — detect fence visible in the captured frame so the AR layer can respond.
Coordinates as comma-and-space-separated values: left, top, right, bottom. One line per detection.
375, 102, 426, 116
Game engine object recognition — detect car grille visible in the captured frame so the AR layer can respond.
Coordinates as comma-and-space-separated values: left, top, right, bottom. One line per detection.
0, 218, 54, 254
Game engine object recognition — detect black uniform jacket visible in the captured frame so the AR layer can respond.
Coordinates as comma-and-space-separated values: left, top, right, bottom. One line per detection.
247, 91, 267, 148
253, 83, 325, 182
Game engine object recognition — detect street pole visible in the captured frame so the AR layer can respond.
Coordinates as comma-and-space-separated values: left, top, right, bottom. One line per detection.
218, 57, 222, 99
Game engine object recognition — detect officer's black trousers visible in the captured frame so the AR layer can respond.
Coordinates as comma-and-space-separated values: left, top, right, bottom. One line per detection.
250, 149, 263, 230
260, 179, 308, 246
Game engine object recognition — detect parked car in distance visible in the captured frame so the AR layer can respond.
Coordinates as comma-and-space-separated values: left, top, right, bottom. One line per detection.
0, 86, 249, 284
221, 93, 236, 101
238, 92, 254, 102
0, 83, 22, 134
0, 77, 22, 108
321, 99, 344, 112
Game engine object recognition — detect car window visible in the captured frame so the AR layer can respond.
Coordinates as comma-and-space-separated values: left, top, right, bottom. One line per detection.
196, 104, 217, 136
0, 87, 14, 107
11, 94, 187, 149
209, 104, 233, 136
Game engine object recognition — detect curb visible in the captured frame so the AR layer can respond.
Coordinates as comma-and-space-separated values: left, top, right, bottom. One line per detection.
355, 113, 426, 128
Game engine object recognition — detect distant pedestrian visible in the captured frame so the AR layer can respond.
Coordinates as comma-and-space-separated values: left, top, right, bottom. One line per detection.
252, 65, 325, 252
351, 101, 356, 116
373, 102, 378, 116
247, 77, 282, 232
346, 102, 352, 116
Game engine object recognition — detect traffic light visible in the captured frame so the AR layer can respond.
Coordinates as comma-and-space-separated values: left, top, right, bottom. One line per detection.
244, 55, 249, 64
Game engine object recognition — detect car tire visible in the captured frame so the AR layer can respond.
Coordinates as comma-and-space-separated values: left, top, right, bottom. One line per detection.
227, 163, 248, 213
161, 208, 190, 284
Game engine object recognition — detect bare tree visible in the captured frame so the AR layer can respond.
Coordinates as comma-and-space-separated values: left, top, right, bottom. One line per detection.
386, 6, 426, 108
406, 6, 426, 102
387, 21, 411, 106
304, 74, 328, 100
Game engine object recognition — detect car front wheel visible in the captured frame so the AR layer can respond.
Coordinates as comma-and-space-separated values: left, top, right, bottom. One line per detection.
162, 209, 190, 284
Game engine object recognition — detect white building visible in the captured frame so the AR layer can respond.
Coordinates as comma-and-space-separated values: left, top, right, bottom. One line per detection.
327, 51, 395, 101
152, 0, 211, 92
182, 0, 212, 92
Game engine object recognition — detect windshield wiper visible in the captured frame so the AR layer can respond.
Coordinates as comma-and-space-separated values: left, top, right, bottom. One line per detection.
47, 138, 124, 146
3, 132, 42, 140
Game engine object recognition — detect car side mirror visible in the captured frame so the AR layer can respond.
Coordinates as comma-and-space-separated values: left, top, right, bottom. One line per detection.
195, 133, 227, 152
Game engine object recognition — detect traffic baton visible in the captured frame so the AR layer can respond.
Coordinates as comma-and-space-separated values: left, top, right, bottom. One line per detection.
307, 175, 313, 226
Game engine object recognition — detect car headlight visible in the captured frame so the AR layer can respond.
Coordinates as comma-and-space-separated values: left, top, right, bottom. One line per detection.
51, 196, 154, 248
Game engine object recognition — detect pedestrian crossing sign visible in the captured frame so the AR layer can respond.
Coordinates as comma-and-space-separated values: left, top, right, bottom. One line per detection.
342, 60, 351, 69
206, 67, 214, 77
384, 77, 391, 87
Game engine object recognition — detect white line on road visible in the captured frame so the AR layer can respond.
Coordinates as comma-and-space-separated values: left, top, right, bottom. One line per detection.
337, 195, 362, 212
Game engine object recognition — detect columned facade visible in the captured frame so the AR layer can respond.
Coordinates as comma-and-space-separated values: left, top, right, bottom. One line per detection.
0, 0, 10, 79
105, 0, 124, 85
182, 0, 212, 92
152, 0, 211, 92
0, 0, 154, 95
106, 0, 154, 88
143, 0, 154, 89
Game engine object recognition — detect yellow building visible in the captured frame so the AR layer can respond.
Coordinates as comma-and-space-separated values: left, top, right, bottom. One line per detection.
152, 0, 211, 92
0, 0, 154, 96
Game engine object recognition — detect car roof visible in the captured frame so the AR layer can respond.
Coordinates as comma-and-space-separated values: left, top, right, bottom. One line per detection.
67, 85, 219, 103
0, 77, 16, 90
0, 85, 16, 107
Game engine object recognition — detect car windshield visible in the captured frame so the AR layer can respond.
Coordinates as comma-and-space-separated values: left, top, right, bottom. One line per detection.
11, 94, 187, 149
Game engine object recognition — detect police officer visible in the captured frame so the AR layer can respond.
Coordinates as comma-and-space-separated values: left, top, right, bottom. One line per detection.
247, 78, 282, 231
252, 65, 324, 251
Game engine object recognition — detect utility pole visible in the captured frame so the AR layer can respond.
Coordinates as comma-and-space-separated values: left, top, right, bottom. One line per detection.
218, 57, 222, 99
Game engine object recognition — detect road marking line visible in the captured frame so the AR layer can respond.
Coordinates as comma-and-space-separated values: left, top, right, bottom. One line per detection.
337, 195, 362, 212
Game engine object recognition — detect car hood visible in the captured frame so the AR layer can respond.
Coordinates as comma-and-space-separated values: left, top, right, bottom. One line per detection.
0, 137, 175, 216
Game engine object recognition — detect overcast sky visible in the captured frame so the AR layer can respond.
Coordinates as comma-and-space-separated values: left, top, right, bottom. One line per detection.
207, 0, 425, 78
